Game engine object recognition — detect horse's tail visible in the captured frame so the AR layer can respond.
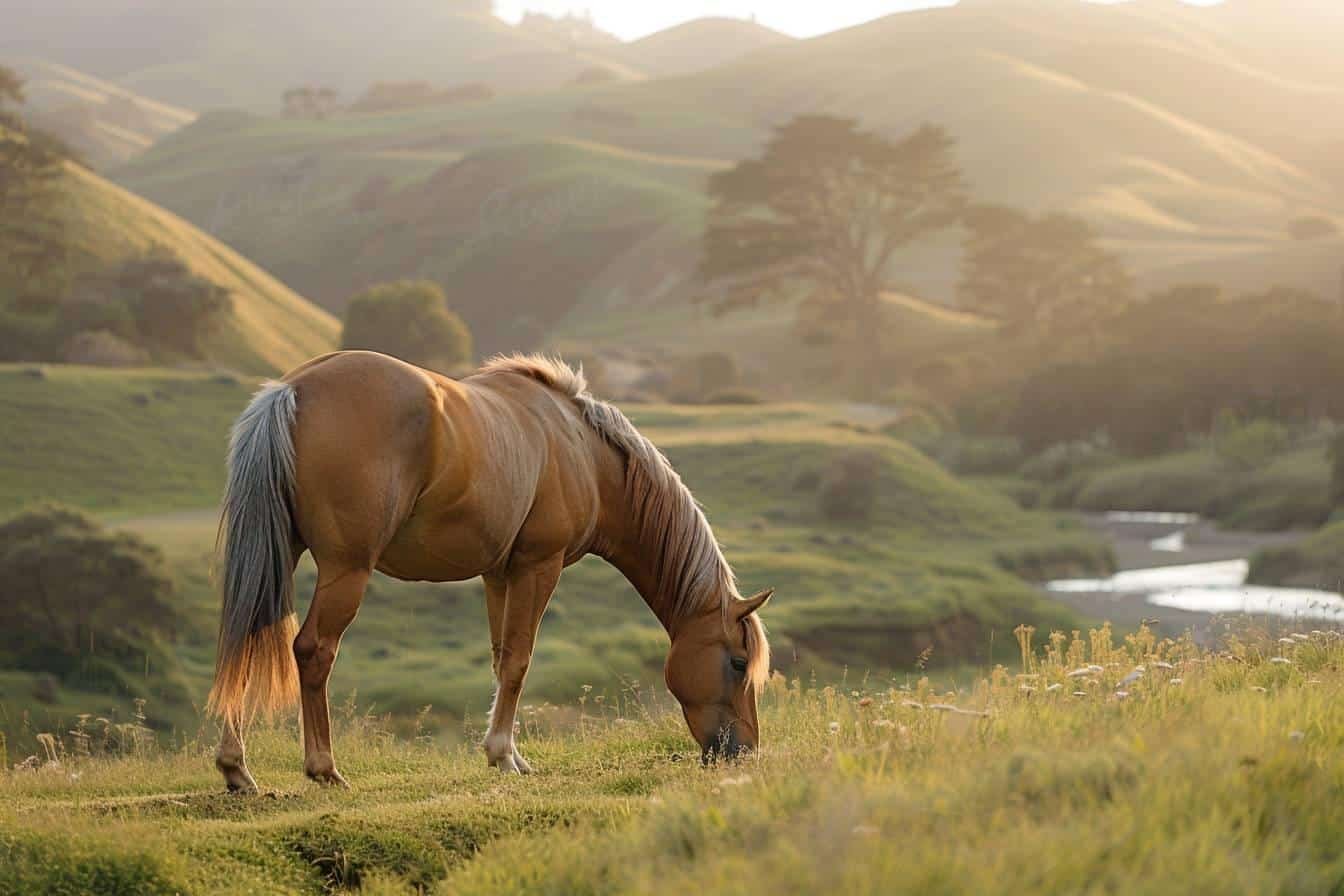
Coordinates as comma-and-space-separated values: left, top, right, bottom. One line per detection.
207, 380, 301, 728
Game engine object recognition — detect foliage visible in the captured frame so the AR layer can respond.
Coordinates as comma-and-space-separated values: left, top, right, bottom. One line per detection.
817, 449, 882, 521
666, 351, 739, 402
0, 506, 179, 692
342, 280, 474, 372
1012, 285, 1344, 455
958, 204, 1133, 337
1211, 416, 1290, 471
1249, 521, 1344, 589
701, 116, 964, 393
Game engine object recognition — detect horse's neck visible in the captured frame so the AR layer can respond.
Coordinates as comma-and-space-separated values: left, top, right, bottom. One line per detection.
594, 473, 692, 636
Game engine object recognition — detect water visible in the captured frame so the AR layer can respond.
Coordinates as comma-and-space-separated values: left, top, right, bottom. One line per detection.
1047, 514, 1344, 621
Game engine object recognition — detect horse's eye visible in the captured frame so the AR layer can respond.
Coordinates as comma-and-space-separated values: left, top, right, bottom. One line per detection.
730, 656, 748, 675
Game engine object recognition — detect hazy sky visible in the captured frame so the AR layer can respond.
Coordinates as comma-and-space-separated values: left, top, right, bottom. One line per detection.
495, 1, 954, 40
496, 1, 1224, 41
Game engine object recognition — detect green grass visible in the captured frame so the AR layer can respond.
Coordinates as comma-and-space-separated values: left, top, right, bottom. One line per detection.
1049, 445, 1331, 531
0, 367, 1108, 742
1250, 520, 1344, 590
4, 625, 1343, 894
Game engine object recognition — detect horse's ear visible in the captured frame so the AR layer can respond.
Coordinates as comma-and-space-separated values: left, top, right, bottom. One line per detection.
733, 589, 773, 620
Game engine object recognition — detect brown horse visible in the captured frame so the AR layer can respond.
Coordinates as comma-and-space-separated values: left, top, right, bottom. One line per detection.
208, 351, 771, 791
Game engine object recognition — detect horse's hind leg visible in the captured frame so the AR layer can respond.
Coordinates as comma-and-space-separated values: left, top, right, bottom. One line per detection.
293, 563, 370, 787
216, 718, 257, 793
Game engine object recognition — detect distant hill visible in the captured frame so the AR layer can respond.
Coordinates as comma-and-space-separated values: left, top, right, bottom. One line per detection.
112, 1, 1344, 371
0, 1, 643, 110
44, 163, 339, 372
9, 57, 195, 168
617, 17, 792, 77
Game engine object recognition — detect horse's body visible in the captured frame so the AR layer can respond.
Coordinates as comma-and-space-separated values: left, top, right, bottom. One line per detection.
209, 351, 770, 790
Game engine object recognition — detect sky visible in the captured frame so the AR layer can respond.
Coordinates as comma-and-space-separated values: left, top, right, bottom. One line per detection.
494, 1, 955, 41
495, 0, 1226, 41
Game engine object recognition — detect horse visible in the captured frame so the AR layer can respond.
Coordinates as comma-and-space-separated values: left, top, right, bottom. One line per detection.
208, 350, 772, 791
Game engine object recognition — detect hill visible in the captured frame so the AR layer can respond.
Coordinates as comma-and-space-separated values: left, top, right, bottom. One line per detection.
17, 163, 339, 372
3, 626, 1340, 894
0, 1, 644, 111
8, 57, 195, 168
617, 17, 793, 76
111, 0, 1344, 372
0, 363, 1110, 737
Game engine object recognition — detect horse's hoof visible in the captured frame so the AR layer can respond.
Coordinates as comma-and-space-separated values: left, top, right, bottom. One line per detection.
217, 758, 259, 794
306, 769, 350, 789
512, 750, 533, 774
489, 752, 529, 774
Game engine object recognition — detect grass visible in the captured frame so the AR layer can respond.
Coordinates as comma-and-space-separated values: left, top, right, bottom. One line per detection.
1249, 520, 1344, 591
0, 366, 1109, 744
1047, 444, 1331, 531
4, 624, 1343, 893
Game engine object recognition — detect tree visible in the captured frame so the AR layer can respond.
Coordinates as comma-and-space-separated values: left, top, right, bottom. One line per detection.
100, 249, 233, 357
700, 116, 965, 393
342, 279, 474, 371
0, 65, 71, 290
958, 205, 1133, 338
0, 506, 178, 673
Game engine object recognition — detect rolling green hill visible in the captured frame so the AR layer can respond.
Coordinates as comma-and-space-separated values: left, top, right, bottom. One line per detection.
26, 163, 339, 372
8, 57, 196, 168
110, 0, 1344, 373
0, 363, 1108, 738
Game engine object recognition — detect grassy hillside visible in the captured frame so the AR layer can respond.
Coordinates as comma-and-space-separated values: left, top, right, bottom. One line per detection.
112, 0, 1344, 346
616, 17, 792, 76
40, 163, 339, 372
4, 626, 1342, 894
0, 364, 1109, 740
9, 56, 196, 168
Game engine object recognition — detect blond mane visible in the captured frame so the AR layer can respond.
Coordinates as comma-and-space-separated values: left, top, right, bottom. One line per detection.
481, 354, 770, 690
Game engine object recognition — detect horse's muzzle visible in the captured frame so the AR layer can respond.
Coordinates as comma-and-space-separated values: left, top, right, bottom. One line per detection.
701, 724, 750, 764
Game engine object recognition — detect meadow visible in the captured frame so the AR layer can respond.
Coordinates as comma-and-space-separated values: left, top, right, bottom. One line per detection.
0, 363, 1109, 748
3, 624, 1342, 894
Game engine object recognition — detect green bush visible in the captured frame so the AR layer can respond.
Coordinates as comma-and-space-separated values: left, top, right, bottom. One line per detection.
342, 279, 474, 372
817, 449, 882, 521
1211, 416, 1290, 471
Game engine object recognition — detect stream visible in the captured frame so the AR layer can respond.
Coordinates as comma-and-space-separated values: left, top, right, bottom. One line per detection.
1045, 512, 1344, 628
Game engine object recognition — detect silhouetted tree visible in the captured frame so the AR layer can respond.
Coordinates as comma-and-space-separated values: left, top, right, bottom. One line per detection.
0, 65, 71, 288
959, 205, 1132, 339
98, 249, 233, 357
700, 116, 965, 394
342, 279, 474, 372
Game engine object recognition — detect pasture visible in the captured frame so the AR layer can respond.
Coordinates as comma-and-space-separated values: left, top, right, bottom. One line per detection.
3, 625, 1341, 894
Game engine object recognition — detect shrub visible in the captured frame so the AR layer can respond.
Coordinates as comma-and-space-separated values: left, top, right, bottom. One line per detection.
1019, 439, 1114, 483
1211, 417, 1289, 471
342, 279, 474, 372
63, 330, 148, 366
666, 352, 740, 403
817, 450, 882, 521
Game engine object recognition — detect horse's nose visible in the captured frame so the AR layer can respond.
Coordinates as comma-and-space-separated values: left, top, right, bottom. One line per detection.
701, 724, 747, 764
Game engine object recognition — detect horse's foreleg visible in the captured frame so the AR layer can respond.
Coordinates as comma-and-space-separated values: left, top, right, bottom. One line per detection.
484, 555, 562, 773
294, 565, 369, 787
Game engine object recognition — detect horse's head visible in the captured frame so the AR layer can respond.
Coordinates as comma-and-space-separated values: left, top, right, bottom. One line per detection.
665, 589, 773, 762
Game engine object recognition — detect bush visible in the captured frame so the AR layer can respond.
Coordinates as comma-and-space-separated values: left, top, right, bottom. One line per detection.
1211, 416, 1290, 471
937, 435, 1023, 476
817, 450, 882, 521
0, 506, 180, 690
342, 279, 474, 372
63, 330, 148, 366
1019, 439, 1114, 483
666, 352, 740, 403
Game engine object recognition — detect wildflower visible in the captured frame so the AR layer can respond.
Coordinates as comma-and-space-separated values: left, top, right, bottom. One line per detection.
1153, 661, 1175, 670
828, 721, 840, 734
1252, 686, 1268, 693
1073, 691, 1087, 697
872, 719, 895, 729
1169, 678, 1183, 685
852, 825, 879, 836
1292, 633, 1311, 642
858, 697, 873, 708
1115, 690, 1129, 700
902, 700, 925, 710
1067, 667, 1093, 678
1289, 731, 1306, 742
1270, 657, 1292, 665
1119, 668, 1144, 688
1045, 683, 1062, 692
721, 775, 752, 787
1019, 685, 1036, 694
1279, 638, 1297, 646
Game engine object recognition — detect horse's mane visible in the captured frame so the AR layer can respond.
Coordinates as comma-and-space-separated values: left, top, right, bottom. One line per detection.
481, 354, 769, 690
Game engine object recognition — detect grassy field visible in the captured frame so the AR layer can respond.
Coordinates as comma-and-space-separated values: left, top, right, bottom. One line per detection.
3, 624, 1342, 894
0, 364, 1110, 746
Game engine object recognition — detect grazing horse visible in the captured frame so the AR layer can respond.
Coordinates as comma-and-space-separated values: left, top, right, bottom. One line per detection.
208, 351, 771, 791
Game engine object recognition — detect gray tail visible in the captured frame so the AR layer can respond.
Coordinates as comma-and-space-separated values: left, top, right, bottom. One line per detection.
207, 381, 301, 727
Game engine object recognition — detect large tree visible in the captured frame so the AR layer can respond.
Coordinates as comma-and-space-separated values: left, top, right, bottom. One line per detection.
700, 116, 965, 393
958, 205, 1133, 339
342, 279, 474, 372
